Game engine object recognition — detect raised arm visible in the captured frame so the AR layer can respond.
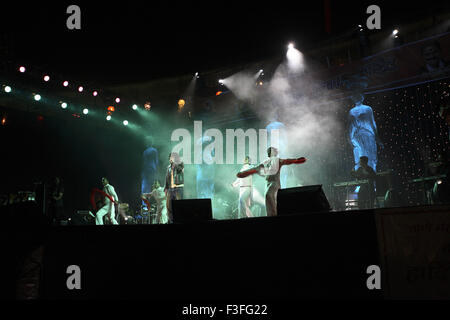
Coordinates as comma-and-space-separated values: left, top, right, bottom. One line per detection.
236, 164, 264, 178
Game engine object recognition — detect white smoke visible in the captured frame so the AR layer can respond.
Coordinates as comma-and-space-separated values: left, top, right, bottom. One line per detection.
223, 55, 346, 187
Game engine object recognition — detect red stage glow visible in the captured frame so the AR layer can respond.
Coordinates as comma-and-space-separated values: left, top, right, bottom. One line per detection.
107, 106, 115, 112
216, 91, 223, 96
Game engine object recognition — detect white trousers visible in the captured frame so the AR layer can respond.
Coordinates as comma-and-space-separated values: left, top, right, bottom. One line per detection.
238, 187, 253, 218
96, 203, 119, 225
265, 184, 279, 217
158, 201, 169, 224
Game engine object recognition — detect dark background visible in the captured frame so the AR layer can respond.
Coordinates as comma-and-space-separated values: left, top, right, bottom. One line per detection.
1, 1, 450, 84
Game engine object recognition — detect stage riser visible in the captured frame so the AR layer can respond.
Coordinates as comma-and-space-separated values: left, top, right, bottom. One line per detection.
39, 213, 381, 299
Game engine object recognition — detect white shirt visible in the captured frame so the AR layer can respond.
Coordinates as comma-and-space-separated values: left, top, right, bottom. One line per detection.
148, 187, 166, 207
233, 163, 253, 188
259, 157, 281, 187
103, 184, 118, 204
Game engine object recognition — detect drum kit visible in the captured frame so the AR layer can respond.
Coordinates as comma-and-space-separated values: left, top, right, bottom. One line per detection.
117, 202, 160, 224
118, 203, 135, 224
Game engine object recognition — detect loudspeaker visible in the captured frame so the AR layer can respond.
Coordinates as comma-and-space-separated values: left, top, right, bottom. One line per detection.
70, 210, 95, 225
172, 199, 213, 223
277, 185, 331, 215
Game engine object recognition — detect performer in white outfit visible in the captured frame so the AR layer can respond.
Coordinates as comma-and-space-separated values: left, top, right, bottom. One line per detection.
96, 177, 119, 225
142, 180, 168, 224
237, 147, 307, 217
232, 156, 253, 218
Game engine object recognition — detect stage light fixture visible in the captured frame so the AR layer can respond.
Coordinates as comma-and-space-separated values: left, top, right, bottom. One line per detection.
83, 108, 89, 114
107, 106, 115, 112
61, 102, 68, 109
78, 86, 84, 92
218, 79, 224, 84
34, 94, 41, 101
106, 115, 112, 121
287, 44, 303, 71
123, 120, 128, 126
288, 43, 294, 49
132, 104, 138, 110
43, 75, 50, 82
195, 72, 199, 78
178, 99, 186, 109
63, 81, 69, 87
393, 29, 399, 36
144, 102, 151, 110
19, 66, 26, 73
93, 91, 98, 97
115, 97, 120, 103
4, 86, 11, 93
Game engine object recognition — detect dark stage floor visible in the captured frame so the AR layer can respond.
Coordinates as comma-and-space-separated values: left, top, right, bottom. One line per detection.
3, 202, 450, 300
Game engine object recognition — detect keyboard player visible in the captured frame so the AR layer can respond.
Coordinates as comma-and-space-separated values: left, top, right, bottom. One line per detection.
351, 156, 377, 209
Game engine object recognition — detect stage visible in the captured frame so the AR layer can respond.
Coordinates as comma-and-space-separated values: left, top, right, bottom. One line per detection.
3, 202, 450, 300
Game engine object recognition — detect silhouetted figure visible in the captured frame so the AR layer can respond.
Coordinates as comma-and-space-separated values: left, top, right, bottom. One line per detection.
47, 176, 65, 225
352, 156, 376, 209
165, 152, 184, 223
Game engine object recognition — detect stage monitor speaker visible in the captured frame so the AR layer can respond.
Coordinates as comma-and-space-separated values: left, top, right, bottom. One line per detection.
70, 210, 95, 225
277, 185, 331, 216
172, 199, 213, 223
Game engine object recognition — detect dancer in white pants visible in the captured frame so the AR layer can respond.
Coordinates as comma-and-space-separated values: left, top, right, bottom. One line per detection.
142, 180, 168, 224
232, 156, 253, 218
96, 177, 119, 225
237, 147, 307, 217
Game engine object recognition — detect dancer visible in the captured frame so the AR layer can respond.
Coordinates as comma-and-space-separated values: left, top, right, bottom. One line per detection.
232, 156, 253, 218
164, 152, 184, 223
142, 180, 168, 224
237, 147, 306, 216
96, 177, 119, 225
